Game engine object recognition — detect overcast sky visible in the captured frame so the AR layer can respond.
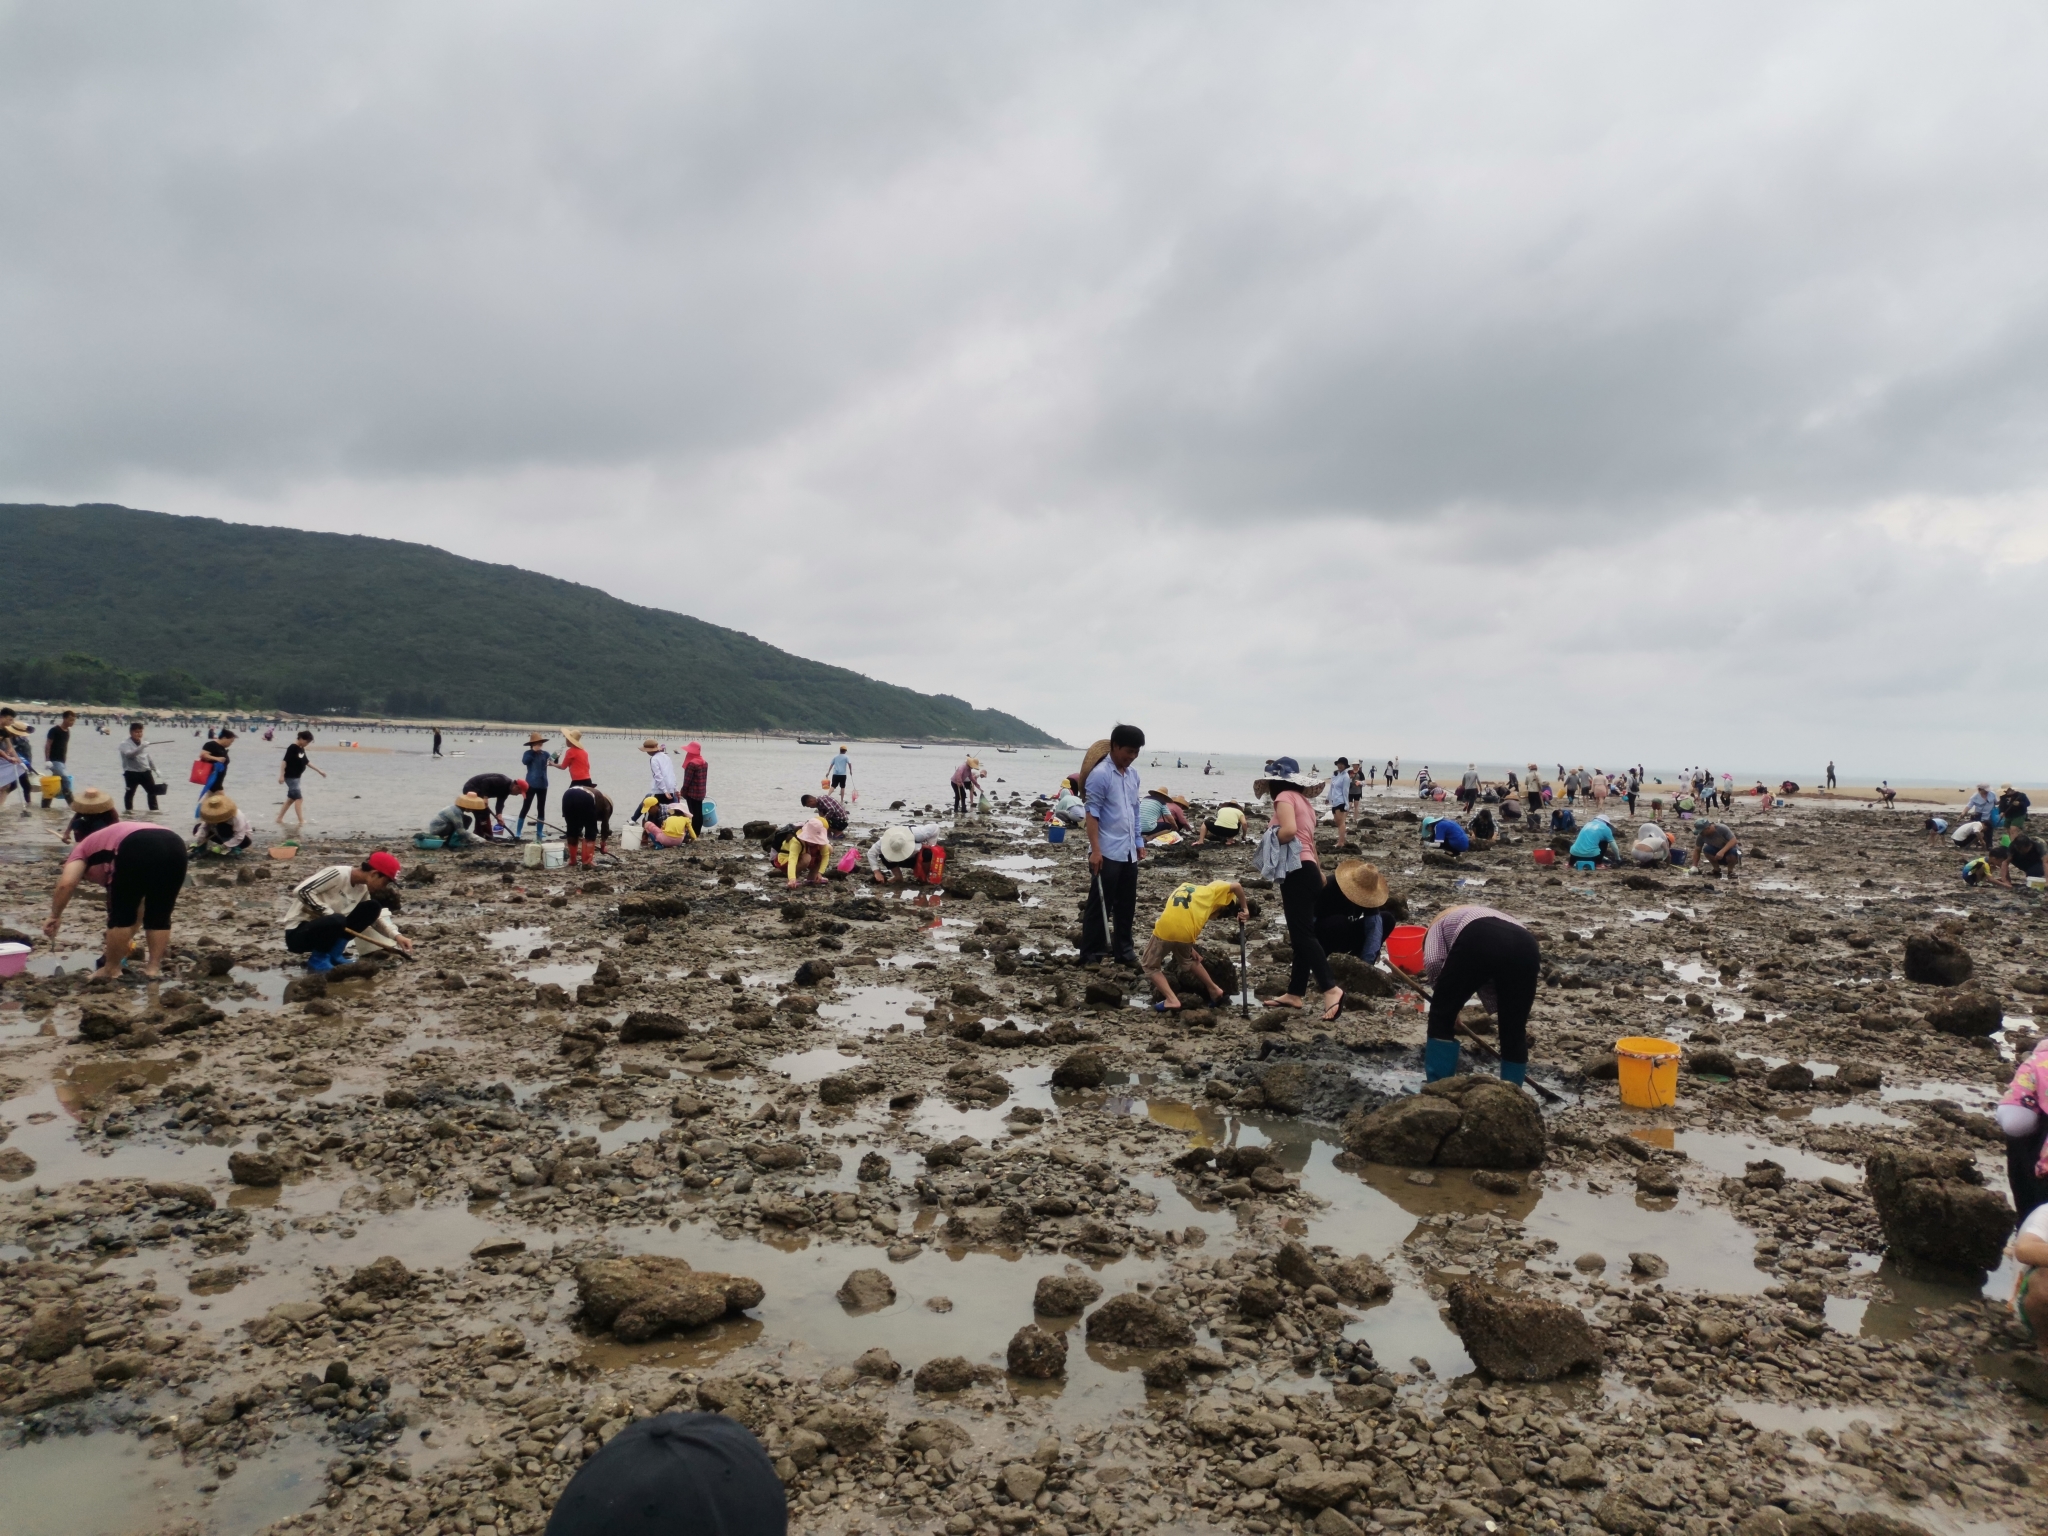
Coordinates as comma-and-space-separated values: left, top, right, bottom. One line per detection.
4, 2, 2045, 777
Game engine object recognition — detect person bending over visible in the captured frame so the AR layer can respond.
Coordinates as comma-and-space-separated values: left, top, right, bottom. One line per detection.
1695, 821, 1741, 879
1412, 904, 1540, 1086
1315, 860, 1389, 964
1142, 879, 1248, 1012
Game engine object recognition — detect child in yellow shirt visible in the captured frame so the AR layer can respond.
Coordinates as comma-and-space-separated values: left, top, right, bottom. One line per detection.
1143, 879, 1249, 1012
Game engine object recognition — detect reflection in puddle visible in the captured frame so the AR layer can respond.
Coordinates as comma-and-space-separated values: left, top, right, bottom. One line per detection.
0, 1424, 329, 1536
0, 1075, 231, 1189
815, 985, 931, 1035
767, 1047, 870, 1084
1623, 1126, 1860, 1183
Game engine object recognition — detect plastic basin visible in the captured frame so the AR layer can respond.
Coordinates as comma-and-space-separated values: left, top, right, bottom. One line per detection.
0, 942, 28, 978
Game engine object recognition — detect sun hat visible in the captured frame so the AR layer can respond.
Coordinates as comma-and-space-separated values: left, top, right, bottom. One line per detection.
796, 818, 830, 846
198, 793, 238, 824
526, 731, 548, 746
642, 740, 663, 753
965, 757, 983, 770
1252, 757, 1327, 800
1169, 794, 1190, 808
877, 826, 916, 863
365, 850, 402, 880
563, 728, 583, 746
1334, 860, 1389, 908
542, 1411, 787, 1536
72, 787, 115, 815
1146, 787, 1171, 801
1077, 738, 1112, 787
456, 792, 488, 810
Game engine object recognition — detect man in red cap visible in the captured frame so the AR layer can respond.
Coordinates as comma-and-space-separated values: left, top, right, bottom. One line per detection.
281, 850, 413, 972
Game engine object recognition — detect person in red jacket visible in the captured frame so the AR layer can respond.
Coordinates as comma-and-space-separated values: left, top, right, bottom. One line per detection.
681, 742, 709, 833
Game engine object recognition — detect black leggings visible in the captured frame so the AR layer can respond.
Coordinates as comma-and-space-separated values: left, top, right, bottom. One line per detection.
286, 899, 386, 954
107, 829, 187, 930
953, 782, 970, 814
1280, 863, 1335, 995
561, 786, 598, 842
1427, 917, 1540, 1066
123, 771, 163, 811
519, 785, 548, 826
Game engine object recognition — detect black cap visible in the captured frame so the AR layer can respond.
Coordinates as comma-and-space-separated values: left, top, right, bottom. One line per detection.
544, 1412, 787, 1536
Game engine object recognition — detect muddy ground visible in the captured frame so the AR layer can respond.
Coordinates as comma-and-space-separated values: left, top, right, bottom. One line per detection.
0, 798, 2043, 1536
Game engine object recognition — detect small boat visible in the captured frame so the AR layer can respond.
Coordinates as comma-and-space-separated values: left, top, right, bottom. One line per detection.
900, 743, 924, 750
797, 737, 831, 746
997, 748, 1017, 754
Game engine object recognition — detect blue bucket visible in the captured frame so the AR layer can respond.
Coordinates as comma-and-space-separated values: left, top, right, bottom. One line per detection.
700, 800, 718, 828
1046, 823, 1066, 844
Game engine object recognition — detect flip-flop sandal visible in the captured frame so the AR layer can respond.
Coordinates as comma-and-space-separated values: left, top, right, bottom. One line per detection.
1258, 997, 1304, 1010
1151, 1000, 1182, 1013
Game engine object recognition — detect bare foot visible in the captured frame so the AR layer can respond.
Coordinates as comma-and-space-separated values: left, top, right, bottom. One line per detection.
1260, 994, 1305, 1009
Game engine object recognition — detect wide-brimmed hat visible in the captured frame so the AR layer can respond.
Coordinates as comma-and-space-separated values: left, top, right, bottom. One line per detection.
1253, 756, 1326, 799
73, 787, 114, 815
199, 793, 238, 824
642, 739, 663, 753
563, 728, 583, 747
456, 792, 488, 810
1334, 860, 1388, 909
526, 731, 549, 746
965, 757, 982, 770
877, 826, 916, 863
1169, 794, 1190, 808
1077, 738, 1112, 786
797, 817, 830, 846
1147, 787, 1171, 801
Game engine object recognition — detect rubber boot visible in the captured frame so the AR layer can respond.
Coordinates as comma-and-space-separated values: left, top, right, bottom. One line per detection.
1500, 1059, 1528, 1086
325, 939, 352, 969
305, 950, 335, 974
1424, 1037, 1461, 1082
581, 840, 595, 868
514, 815, 526, 840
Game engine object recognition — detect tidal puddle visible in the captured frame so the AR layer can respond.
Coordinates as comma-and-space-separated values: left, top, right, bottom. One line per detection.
815, 985, 931, 1035
0, 1423, 329, 1536
0, 1071, 232, 1188
1626, 1126, 1860, 1183
767, 1047, 870, 1085
573, 1220, 1164, 1424
1775, 1102, 1908, 1128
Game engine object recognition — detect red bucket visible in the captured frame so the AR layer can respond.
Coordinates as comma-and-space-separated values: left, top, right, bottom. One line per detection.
1386, 924, 1427, 976
1532, 849, 1556, 867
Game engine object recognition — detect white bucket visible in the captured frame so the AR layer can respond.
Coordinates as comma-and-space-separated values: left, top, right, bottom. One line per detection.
542, 842, 566, 869
620, 821, 643, 850
521, 842, 545, 869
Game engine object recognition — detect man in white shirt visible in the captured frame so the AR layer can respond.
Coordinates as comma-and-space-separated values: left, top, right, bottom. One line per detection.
642, 740, 680, 802
282, 851, 411, 972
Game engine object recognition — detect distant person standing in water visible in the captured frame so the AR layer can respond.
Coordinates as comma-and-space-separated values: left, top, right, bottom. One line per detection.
827, 745, 852, 796
681, 741, 709, 833
277, 730, 325, 829
120, 722, 163, 812
432, 728, 443, 758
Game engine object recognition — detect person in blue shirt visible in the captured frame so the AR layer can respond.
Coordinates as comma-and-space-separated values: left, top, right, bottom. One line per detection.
1328, 758, 1353, 849
1428, 818, 1470, 854
517, 731, 554, 841
827, 747, 853, 794
1080, 724, 1146, 965
1569, 814, 1621, 869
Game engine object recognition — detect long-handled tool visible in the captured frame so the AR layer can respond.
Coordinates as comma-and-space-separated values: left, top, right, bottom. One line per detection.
1237, 916, 1250, 1019
1380, 963, 1563, 1105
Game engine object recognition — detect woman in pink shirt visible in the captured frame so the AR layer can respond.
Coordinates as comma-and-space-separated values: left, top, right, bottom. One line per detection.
1255, 758, 1343, 1022
43, 821, 190, 980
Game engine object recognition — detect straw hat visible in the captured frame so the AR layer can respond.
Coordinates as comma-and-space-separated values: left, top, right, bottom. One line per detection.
73, 787, 114, 815
1252, 756, 1326, 800
796, 817, 830, 846
456, 792, 488, 811
641, 739, 663, 753
562, 728, 584, 747
965, 757, 983, 770
1146, 787, 1171, 801
526, 731, 548, 746
1077, 738, 1112, 787
199, 793, 238, 824
1333, 860, 1388, 909
1169, 794, 1190, 808
877, 826, 916, 863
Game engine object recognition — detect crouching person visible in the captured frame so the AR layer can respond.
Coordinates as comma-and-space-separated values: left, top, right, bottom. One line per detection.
283, 850, 412, 972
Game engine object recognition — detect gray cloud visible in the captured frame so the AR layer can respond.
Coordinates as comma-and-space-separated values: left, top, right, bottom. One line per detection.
4, 2, 2048, 766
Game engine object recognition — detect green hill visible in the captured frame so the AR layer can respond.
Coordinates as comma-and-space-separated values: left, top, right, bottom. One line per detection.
0, 503, 1060, 743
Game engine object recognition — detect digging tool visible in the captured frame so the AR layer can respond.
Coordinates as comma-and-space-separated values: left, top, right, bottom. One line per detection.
1378, 962, 1564, 1105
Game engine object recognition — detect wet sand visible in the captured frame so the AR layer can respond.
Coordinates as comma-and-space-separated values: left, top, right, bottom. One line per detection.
1, 791, 2044, 1536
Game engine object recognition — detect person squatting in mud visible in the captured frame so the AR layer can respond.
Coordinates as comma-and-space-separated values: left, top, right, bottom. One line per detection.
282, 850, 413, 971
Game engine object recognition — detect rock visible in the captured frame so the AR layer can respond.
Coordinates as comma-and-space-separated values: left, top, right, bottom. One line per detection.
1277, 1470, 1373, 1509
1744, 1159, 1785, 1189
617, 1011, 690, 1044
0, 1148, 37, 1180
1687, 1047, 1738, 1077
1473, 1169, 1523, 1195
227, 1150, 282, 1187
1034, 1273, 1104, 1315
857, 1151, 891, 1182
1737, 1514, 1936, 1536
484, 1325, 527, 1358
1324, 1254, 1392, 1305
1050, 1049, 1107, 1088
1238, 1277, 1285, 1317
696, 1375, 773, 1434
1086, 1291, 1194, 1348
1595, 1489, 1663, 1535
575, 1254, 765, 1341
1273, 1240, 1327, 1289
1573, 1252, 1606, 1272
1903, 933, 1973, 986
1628, 1252, 1668, 1279
834, 1268, 896, 1312
346, 1256, 414, 1299
22, 1303, 88, 1362
1006, 1324, 1068, 1379
1926, 992, 2002, 1038
748, 1142, 806, 1171
2, 1358, 97, 1415
1446, 1279, 1602, 1380
1002, 1464, 1049, 1504
1866, 1148, 2012, 1277
1260, 1063, 1311, 1114
1634, 1166, 1680, 1197
794, 960, 836, 987
142, 1179, 213, 1211
1578, 1049, 1620, 1081
853, 1347, 901, 1381
913, 1356, 976, 1393
1555, 1442, 1606, 1487
1342, 1076, 1545, 1168
77, 1005, 133, 1041
801, 1402, 886, 1456
1839, 1060, 1883, 1089
1765, 1062, 1813, 1092
818, 1071, 880, 1106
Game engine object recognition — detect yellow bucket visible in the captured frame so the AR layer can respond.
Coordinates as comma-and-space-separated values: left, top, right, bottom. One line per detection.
1615, 1036, 1681, 1109
39, 775, 61, 799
